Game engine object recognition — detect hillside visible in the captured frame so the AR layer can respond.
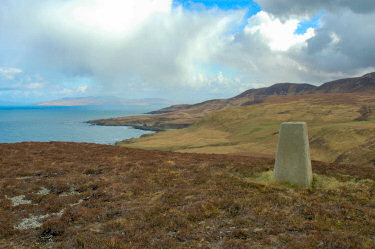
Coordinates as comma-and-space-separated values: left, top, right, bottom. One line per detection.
89, 72, 375, 131
1, 142, 375, 248
314, 72, 375, 93
119, 93, 375, 167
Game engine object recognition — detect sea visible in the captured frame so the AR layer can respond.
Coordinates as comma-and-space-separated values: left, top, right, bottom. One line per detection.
0, 105, 162, 144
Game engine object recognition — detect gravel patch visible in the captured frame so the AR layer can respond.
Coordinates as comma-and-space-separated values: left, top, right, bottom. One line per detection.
14, 198, 84, 230
36, 187, 51, 195
14, 214, 50, 230
60, 187, 79, 196
6, 195, 32, 206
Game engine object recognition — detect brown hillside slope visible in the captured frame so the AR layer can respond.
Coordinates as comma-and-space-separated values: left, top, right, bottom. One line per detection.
315, 72, 375, 93
119, 93, 375, 166
89, 72, 375, 131
1, 142, 375, 248
88, 83, 317, 130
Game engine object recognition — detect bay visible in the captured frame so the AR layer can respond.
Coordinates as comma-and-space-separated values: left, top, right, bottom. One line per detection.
0, 106, 160, 144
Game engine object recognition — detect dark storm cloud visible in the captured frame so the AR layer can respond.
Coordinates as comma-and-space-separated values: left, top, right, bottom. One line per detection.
299, 10, 375, 73
257, 0, 375, 17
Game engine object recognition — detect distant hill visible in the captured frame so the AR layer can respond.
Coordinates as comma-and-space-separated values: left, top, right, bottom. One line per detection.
314, 72, 375, 93
89, 72, 375, 130
153, 72, 375, 114
37, 96, 169, 106
233, 82, 316, 99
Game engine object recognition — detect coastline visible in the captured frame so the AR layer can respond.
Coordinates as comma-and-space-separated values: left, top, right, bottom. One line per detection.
87, 120, 191, 132
87, 114, 194, 132
0, 106, 155, 144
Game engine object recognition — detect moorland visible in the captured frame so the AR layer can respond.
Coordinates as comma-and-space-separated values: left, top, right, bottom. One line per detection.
1, 142, 375, 248
2, 72, 375, 248
92, 72, 375, 167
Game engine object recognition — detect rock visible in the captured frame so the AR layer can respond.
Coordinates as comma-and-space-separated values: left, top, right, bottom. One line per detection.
274, 122, 312, 188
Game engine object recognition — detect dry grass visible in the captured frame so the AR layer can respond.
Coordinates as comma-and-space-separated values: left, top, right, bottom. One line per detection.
119, 93, 375, 166
1, 142, 375, 248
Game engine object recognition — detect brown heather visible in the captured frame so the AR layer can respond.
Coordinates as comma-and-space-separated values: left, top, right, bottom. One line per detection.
0, 142, 375, 248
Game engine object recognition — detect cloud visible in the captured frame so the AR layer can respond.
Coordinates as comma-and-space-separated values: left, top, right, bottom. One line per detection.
0, 69, 68, 101
294, 10, 375, 75
0, 67, 23, 80
0, 0, 374, 103
214, 8, 375, 84
244, 11, 314, 51
27, 83, 43, 89
60, 86, 88, 96
0, 0, 243, 92
256, 0, 375, 17
63, 0, 172, 34
77, 86, 88, 93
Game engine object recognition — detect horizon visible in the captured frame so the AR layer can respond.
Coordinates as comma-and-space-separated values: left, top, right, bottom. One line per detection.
1, 0, 374, 104
2, 71, 374, 106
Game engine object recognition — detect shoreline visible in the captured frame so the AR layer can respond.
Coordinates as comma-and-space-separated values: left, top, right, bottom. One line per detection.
87, 118, 192, 132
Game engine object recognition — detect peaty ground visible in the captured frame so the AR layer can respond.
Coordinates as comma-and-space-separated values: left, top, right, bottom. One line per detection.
0, 142, 375, 248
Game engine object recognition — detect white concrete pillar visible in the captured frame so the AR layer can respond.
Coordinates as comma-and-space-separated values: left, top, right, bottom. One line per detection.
274, 122, 312, 188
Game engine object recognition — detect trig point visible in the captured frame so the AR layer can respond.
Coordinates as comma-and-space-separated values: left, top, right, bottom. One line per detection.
274, 122, 312, 188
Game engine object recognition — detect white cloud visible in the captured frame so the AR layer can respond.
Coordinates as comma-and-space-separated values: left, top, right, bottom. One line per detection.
0, 0, 374, 102
191, 71, 233, 88
77, 85, 88, 93
61, 89, 73, 95
46, 0, 172, 36
57, 85, 89, 97
27, 83, 43, 89
0, 0, 242, 91
245, 11, 315, 51
0, 67, 23, 80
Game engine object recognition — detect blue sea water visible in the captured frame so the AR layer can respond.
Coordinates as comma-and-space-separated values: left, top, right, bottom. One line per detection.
0, 106, 161, 144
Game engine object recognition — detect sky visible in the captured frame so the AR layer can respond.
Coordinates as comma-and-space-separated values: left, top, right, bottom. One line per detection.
0, 0, 374, 104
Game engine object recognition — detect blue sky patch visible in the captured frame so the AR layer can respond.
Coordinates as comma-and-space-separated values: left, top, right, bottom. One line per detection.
173, 0, 260, 11
173, 0, 262, 34
173, 0, 262, 15
194, 62, 238, 78
295, 10, 325, 34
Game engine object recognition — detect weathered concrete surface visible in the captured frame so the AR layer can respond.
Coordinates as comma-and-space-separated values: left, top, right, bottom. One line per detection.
274, 122, 312, 188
